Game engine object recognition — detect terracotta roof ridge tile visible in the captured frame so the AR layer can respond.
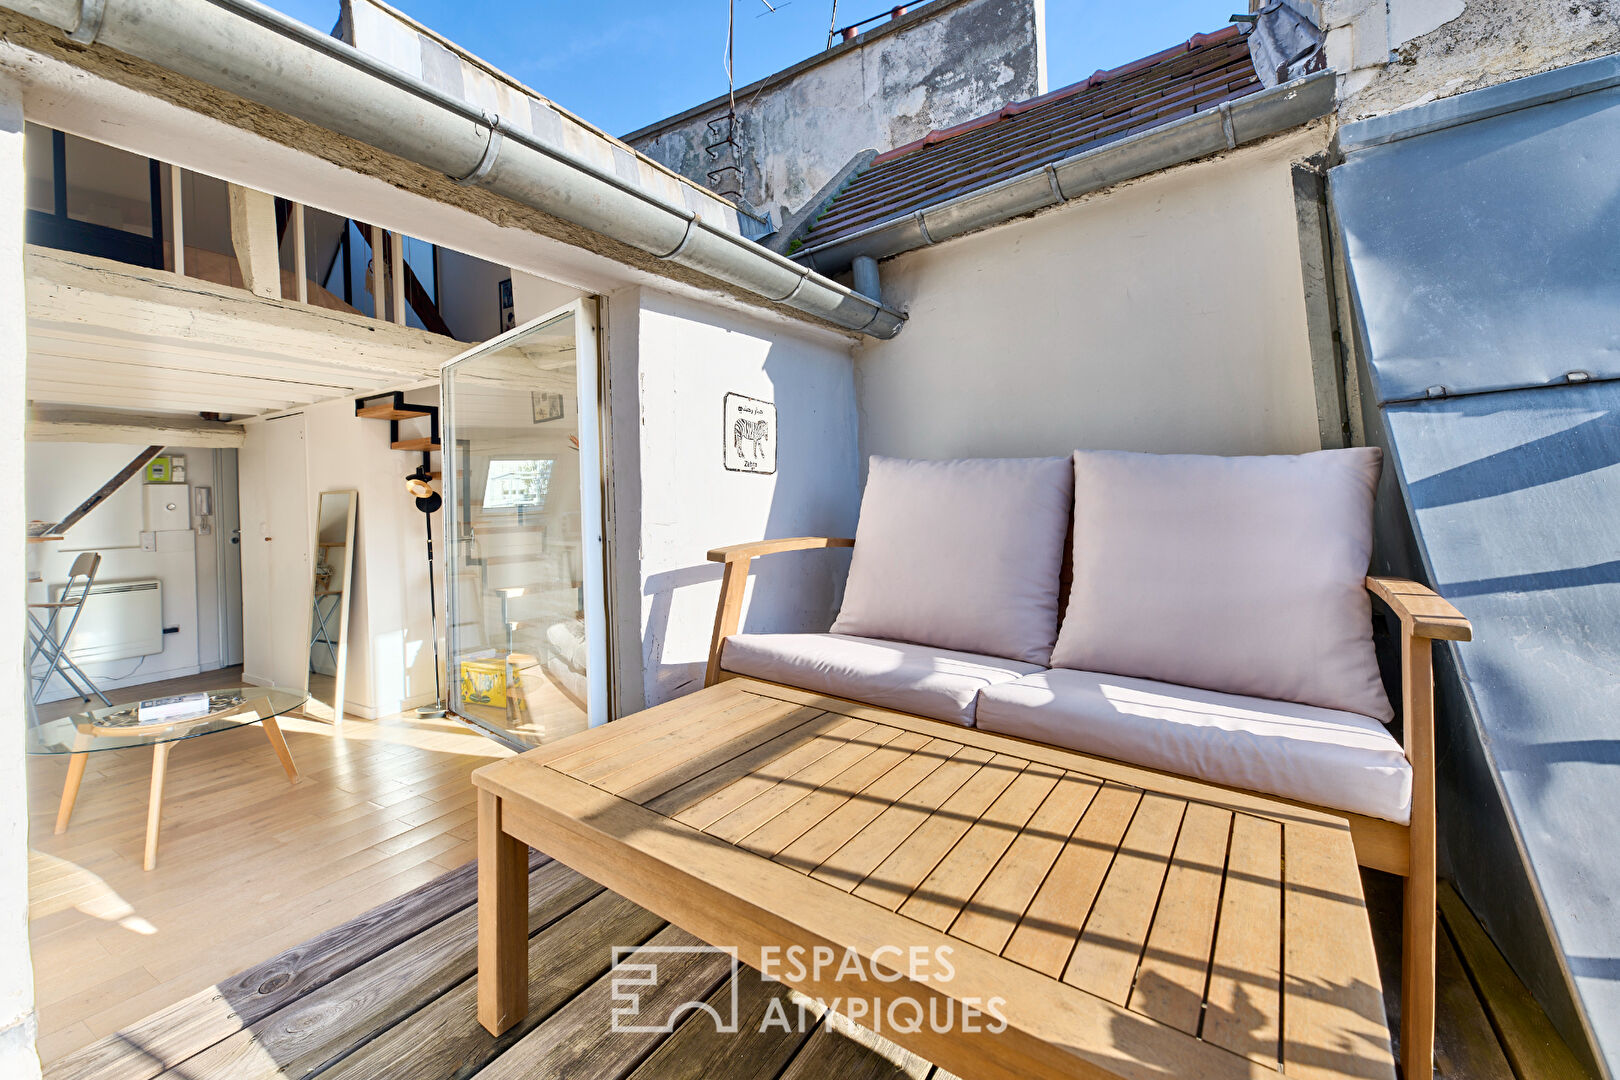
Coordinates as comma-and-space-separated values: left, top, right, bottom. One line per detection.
871, 24, 1246, 166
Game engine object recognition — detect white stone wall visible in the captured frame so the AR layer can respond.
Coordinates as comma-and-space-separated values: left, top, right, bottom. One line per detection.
853, 126, 1332, 464
1326, 0, 1620, 119
628, 289, 859, 707
626, 0, 1045, 221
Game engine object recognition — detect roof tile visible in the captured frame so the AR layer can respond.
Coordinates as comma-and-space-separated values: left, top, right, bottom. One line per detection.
800, 26, 1263, 250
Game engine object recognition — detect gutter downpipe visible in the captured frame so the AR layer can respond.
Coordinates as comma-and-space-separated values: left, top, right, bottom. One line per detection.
6, 0, 907, 338
794, 69, 1336, 276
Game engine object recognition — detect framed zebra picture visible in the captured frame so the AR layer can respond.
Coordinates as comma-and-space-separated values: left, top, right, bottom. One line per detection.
723, 392, 776, 474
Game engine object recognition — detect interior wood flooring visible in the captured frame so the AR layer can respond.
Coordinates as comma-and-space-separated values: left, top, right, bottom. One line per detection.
26, 666, 512, 1064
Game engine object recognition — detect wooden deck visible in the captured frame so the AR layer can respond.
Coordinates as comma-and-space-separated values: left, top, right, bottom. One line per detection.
27, 667, 511, 1062
41, 847, 1573, 1080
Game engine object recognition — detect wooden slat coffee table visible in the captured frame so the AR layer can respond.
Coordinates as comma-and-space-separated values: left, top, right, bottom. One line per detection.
474, 678, 1395, 1080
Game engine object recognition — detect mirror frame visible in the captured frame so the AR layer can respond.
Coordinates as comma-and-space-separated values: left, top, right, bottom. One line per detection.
311, 489, 358, 724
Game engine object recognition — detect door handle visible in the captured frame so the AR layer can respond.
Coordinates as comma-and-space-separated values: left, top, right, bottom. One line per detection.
264, 537, 273, 541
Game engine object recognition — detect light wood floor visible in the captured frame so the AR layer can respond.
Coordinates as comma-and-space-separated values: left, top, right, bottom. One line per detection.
26, 666, 512, 1064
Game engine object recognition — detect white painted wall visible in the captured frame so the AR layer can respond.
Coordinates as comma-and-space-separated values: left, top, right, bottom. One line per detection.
24, 444, 228, 700
853, 127, 1331, 463
631, 289, 860, 706
300, 394, 443, 717
0, 74, 43, 1080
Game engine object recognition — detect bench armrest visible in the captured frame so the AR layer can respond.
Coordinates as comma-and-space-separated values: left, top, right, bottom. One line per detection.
708, 537, 854, 563
705, 537, 856, 686
1366, 577, 1472, 641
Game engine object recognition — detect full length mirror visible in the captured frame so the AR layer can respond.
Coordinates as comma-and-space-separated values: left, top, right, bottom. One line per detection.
442, 302, 604, 748
309, 490, 358, 723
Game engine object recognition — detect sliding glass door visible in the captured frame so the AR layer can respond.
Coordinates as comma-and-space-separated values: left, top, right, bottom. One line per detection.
440, 300, 607, 747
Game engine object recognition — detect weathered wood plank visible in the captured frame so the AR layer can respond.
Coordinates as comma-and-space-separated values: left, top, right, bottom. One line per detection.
1002, 782, 1141, 976
948, 772, 1100, 955
571, 696, 792, 786
851, 754, 1026, 912
739, 731, 934, 858
1438, 883, 1589, 1080
1063, 792, 1187, 1004
473, 927, 733, 1080
1128, 801, 1232, 1034
1281, 821, 1396, 1080
43, 851, 539, 1080
320, 889, 666, 1080
703, 725, 906, 845
773, 738, 960, 874
148, 859, 598, 1080
645, 711, 857, 819
776, 1008, 933, 1080
1433, 917, 1515, 1080
666, 717, 876, 829
1203, 813, 1283, 1066
613, 706, 833, 805
624, 967, 821, 1080
900, 763, 1063, 931
809, 746, 994, 893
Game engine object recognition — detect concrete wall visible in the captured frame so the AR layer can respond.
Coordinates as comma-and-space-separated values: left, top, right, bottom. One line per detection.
627, 289, 860, 707
625, 0, 1045, 220
1, 75, 42, 1080
853, 126, 1332, 462
25, 444, 226, 700
1326, 0, 1620, 120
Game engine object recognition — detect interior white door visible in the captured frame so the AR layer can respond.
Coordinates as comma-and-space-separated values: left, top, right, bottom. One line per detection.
240, 413, 310, 689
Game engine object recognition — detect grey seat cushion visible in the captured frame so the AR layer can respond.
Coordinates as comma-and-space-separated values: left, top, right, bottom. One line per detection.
976, 668, 1412, 823
721, 633, 1043, 726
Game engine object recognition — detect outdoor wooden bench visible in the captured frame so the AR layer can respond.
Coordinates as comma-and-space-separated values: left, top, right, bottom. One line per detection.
474, 677, 1398, 1080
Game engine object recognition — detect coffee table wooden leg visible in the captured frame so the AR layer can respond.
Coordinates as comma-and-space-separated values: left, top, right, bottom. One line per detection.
55, 750, 88, 835
144, 741, 172, 871
262, 718, 299, 783
56, 731, 93, 834
477, 787, 529, 1036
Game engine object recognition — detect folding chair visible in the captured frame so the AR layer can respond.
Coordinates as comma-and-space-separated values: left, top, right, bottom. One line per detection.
28, 552, 111, 708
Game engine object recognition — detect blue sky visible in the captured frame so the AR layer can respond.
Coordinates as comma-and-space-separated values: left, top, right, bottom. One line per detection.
262, 1, 1239, 136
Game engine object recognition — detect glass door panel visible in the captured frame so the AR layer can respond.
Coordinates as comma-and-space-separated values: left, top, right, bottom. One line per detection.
441, 301, 606, 747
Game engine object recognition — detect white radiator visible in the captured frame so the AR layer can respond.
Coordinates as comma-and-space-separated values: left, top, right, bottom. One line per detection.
53, 579, 164, 663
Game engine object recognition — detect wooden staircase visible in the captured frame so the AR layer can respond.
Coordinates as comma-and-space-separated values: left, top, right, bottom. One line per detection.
356, 390, 440, 479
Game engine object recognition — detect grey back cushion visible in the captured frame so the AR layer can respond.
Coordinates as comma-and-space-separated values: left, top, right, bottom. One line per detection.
832, 456, 1073, 665
1050, 447, 1392, 721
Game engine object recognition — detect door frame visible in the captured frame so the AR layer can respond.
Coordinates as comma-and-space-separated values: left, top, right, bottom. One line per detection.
439, 297, 613, 736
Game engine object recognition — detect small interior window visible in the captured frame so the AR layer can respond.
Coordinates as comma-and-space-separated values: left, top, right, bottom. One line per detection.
481, 458, 555, 510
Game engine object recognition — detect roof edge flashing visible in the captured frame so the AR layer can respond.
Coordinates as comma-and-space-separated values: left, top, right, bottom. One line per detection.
1, 0, 906, 338
1339, 52, 1620, 153
795, 69, 1334, 275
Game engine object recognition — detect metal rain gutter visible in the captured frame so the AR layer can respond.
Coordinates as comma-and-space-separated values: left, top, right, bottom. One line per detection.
5, 0, 907, 338
794, 69, 1335, 276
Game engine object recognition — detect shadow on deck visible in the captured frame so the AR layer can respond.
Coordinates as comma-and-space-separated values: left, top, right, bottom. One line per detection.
42, 854, 1581, 1080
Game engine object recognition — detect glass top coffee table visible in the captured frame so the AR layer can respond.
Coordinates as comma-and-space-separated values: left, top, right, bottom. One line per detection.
28, 686, 307, 870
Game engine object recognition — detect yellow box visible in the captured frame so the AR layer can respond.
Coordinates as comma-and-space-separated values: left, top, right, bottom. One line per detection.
459, 659, 507, 708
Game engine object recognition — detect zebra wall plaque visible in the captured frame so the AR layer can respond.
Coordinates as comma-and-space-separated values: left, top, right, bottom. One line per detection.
723, 392, 777, 474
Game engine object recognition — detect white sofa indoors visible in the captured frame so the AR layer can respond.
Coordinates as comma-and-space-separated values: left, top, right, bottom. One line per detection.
704, 449, 1470, 1080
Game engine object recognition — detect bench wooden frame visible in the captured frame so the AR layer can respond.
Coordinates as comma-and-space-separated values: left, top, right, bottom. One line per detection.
704, 536, 1471, 1080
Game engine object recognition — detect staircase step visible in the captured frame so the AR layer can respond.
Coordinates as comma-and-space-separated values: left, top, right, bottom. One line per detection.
357, 404, 433, 420
392, 438, 441, 452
